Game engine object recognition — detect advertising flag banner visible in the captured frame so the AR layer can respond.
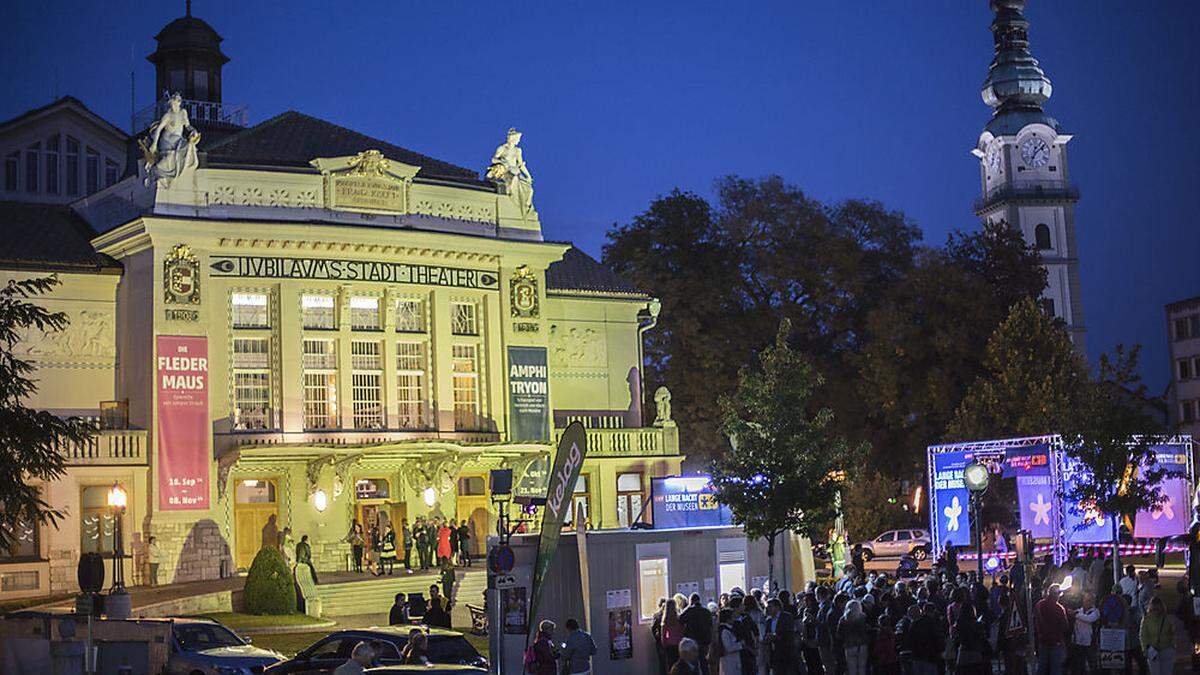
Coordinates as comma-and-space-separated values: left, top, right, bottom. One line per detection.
1017, 475, 1056, 539
930, 451, 972, 548
527, 422, 588, 632
651, 476, 734, 529
507, 346, 550, 442
1133, 444, 1191, 538
156, 335, 211, 510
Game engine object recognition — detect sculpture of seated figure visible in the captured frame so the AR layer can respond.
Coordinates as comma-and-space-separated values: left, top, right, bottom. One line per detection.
486, 127, 534, 214
141, 92, 200, 188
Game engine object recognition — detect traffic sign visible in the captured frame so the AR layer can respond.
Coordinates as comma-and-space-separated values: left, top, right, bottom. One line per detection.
496, 574, 517, 589
488, 544, 515, 574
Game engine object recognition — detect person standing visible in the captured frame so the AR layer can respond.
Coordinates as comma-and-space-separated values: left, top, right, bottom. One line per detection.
380, 523, 397, 575
562, 617, 598, 675
681, 593, 714, 672
1069, 593, 1099, 674
439, 559, 455, 605
388, 592, 409, 625
718, 608, 745, 675
1035, 584, 1070, 675
146, 536, 163, 586
413, 517, 428, 570
280, 528, 296, 570
401, 518, 414, 573
525, 620, 559, 675
449, 521, 460, 566
457, 519, 472, 566
367, 519, 382, 576
437, 518, 452, 566
1139, 597, 1175, 675
295, 534, 318, 583
838, 599, 868, 675
662, 598, 684, 672
765, 598, 796, 675
345, 522, 364, 573
672, 638, 704, 675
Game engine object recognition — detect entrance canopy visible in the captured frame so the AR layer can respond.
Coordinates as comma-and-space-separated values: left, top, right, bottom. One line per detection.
927, 435, 1194, 564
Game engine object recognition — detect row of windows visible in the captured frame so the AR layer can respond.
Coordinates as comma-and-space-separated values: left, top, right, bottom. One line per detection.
1175, 314, 1200, 342
1181, 399, 1200, 425
232, 293, 479, 336
3, 134, 118, 196
231, 337, 484, 433
1177, 356, 1200, 382
563, 472, 646, 531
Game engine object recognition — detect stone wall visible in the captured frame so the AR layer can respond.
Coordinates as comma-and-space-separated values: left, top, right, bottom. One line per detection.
49, 548, 77, 593
312, 540, 350, 573
149, 519, 232, 584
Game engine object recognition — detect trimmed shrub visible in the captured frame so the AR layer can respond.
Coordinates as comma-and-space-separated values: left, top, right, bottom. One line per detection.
243, 546, 297, 615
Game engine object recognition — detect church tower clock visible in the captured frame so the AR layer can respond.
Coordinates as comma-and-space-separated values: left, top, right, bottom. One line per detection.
973, 0, 1086, 353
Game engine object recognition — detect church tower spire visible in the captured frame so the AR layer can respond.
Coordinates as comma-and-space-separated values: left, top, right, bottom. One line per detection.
972, 0, 1086, 353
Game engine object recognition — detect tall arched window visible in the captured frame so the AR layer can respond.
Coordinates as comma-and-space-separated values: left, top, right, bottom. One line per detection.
1035, 223, 1052, 250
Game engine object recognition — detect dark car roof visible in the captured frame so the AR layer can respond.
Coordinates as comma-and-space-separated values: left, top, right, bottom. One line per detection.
329, 625, 465, 640
366, 667, 486, 674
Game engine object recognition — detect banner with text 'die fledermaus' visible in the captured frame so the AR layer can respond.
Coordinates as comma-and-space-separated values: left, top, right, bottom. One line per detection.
156, 335, 211, 510
527, 421, 588, 633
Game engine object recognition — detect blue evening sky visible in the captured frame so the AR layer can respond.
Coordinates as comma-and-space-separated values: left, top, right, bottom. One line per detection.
2, 1, 1197, 393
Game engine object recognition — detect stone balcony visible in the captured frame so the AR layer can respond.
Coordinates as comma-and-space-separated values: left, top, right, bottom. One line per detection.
554, 424, 680, 458
61, 429, 148, 466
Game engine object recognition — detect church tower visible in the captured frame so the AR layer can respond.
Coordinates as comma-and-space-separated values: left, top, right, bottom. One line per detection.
973, 0, 1086, 352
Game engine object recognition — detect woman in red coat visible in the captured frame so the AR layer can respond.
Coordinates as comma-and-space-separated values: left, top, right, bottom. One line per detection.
437, 519, 452, 565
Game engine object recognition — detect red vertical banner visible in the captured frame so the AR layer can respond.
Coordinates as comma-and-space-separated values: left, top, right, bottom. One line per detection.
156, 335, 211, 510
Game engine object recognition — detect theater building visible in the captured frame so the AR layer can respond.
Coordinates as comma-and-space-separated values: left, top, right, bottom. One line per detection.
0, 7, 681, 599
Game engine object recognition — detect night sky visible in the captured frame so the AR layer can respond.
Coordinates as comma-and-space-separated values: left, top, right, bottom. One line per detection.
2, 1, 1197, 393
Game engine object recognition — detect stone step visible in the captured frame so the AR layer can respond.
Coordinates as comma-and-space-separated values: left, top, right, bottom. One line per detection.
317, 570, 487, 619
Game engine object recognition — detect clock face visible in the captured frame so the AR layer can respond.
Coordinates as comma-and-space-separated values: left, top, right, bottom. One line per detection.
985, 142, 1002, 170
1020, 137, 1051, 168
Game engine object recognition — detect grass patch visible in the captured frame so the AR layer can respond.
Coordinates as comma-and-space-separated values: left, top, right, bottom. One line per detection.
244, 631, 323, 657
193, 611, 330, 630
0, 593, 75, 614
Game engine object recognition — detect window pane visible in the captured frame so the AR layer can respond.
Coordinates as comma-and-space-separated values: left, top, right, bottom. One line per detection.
718, 561, 746, 596
232, 372, 271, 430
85, 148, 99, 194
617, 473, 642, 492
396, 341, 427, 429
638, 558, 669, 621
0, 519, 38, 561
45, 138, 59, 195
194, 70, 209, 99
231, 293, 269, 328
452, 344, 480, 430
105, 160, 119, 187
25, 144, 39, 193
301, 294, 336, 329
451, 302, 479, 336
304, 371, 339, 429
4, 152, 17, 191
65, 138, 79, 195
349, 296, 380, 330
303, 338, 337, 370
235, 479, 276, 504
351, 372, 383, 428
395, 299, 423, 332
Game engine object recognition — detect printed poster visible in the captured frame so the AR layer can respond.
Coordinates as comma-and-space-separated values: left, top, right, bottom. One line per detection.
606, 589, 633, 661
502, 587, 528, 635
1098, 628, 1125, 669
930, 451, 972, 548
156, 335, 211, 510
1133, 444, 1191, 539
507, 346, 550, 441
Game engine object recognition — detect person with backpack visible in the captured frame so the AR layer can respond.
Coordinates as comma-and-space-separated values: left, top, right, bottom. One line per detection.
716, 608, 745, 675
525, 620, 559, 675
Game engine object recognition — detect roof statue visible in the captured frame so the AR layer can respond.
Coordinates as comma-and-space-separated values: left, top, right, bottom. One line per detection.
139, 92, 201, 188
486, 127, 534, 215
653, 386, 674, 427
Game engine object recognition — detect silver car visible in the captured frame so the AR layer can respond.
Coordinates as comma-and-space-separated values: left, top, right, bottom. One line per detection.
858, 529, 930, 560
167, 617, 284, 675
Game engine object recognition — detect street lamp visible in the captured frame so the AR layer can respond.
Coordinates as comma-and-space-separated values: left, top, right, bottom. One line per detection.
963, 461, 990, 579
106, 483, 131, 618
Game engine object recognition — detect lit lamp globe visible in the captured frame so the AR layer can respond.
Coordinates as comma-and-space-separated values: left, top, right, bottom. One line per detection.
423, 487, 437, 507
964, 462, 990, 494
106, 483, 131, 619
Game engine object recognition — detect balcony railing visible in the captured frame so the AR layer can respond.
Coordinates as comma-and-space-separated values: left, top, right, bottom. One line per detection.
554, 425, 680, 458
60, 430, 148, 466
133, 97, 248, 132
974, 180, 1080, 214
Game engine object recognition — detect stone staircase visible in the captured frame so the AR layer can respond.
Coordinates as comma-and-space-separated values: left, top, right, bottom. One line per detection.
315, 568, 487, 626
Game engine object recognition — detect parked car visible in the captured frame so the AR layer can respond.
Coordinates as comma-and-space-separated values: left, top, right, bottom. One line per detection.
263, 625, 487, 674
858, 529, 930, 560
365, 668, 487, 674
167, 617, 285, 674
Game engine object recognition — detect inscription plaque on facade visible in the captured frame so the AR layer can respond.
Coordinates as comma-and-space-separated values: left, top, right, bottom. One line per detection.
332, 175, 404, 212
209, 254, 499, 290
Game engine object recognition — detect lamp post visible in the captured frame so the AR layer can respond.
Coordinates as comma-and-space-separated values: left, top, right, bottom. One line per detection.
105, 483, 131, 618
963, 461, 990, 580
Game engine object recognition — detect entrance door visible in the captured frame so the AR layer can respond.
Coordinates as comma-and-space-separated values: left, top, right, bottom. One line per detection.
234, 479, 278, 570
456, 475, 490, 555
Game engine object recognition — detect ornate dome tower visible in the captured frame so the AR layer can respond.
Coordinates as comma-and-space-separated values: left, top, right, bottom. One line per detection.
972, 0, 1086, 353
147, 0, 229, 104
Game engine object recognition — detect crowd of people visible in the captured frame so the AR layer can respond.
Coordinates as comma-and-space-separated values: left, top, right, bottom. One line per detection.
634, 548, 1193, 675
344, 515, 473, 576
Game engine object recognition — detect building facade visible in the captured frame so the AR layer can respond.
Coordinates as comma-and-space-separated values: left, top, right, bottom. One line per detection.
1167, 296, 1200, 438
972, 0, 1086, 352
0, 8, 681, 599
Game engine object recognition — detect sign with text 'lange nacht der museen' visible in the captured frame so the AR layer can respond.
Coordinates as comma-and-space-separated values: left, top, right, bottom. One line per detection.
507, 346, 550, 442
156, 335, 211, 511
209, 255, 499, 290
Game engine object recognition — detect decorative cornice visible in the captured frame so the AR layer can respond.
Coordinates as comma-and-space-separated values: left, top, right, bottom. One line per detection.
213, 236, 502, 263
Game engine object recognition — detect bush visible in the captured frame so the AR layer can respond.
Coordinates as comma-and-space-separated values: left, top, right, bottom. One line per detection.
243, 546, 297, 615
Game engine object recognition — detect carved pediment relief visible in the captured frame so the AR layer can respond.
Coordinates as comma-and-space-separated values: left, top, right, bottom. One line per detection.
549, 324, 606, 370
310, 150, 421, 214
16, 309, 116, 365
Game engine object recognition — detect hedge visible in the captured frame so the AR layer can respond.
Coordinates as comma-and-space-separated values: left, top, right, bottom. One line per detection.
243, 546, 297, 615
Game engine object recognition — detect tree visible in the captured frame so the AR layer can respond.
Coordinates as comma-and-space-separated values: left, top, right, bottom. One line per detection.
0, 276, 94, 552
710, 320, 865, 588
950, 299, 1168, 582
603, 176, 919, 463
855, 222, 1046, 472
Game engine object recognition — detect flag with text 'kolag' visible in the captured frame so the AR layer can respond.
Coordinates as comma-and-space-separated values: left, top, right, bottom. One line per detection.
527, 422, 588, 632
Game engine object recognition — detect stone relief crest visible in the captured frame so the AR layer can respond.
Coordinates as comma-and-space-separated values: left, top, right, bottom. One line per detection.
509, 265, 540, 318
550, 325, 605, 369
347, 149, 390, 177
163, 243, 201, 305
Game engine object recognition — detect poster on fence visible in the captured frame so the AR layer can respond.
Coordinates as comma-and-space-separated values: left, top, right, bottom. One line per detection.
1098, 628, 1125, 669
607, 589, 633, 660
502, 587, 528, 635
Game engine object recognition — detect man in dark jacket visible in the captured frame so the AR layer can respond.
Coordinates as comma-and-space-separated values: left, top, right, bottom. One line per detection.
680, 593, 713, 671
765, 598, 797, 674
906, 602, 944, 673
388, 592, 408, 625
